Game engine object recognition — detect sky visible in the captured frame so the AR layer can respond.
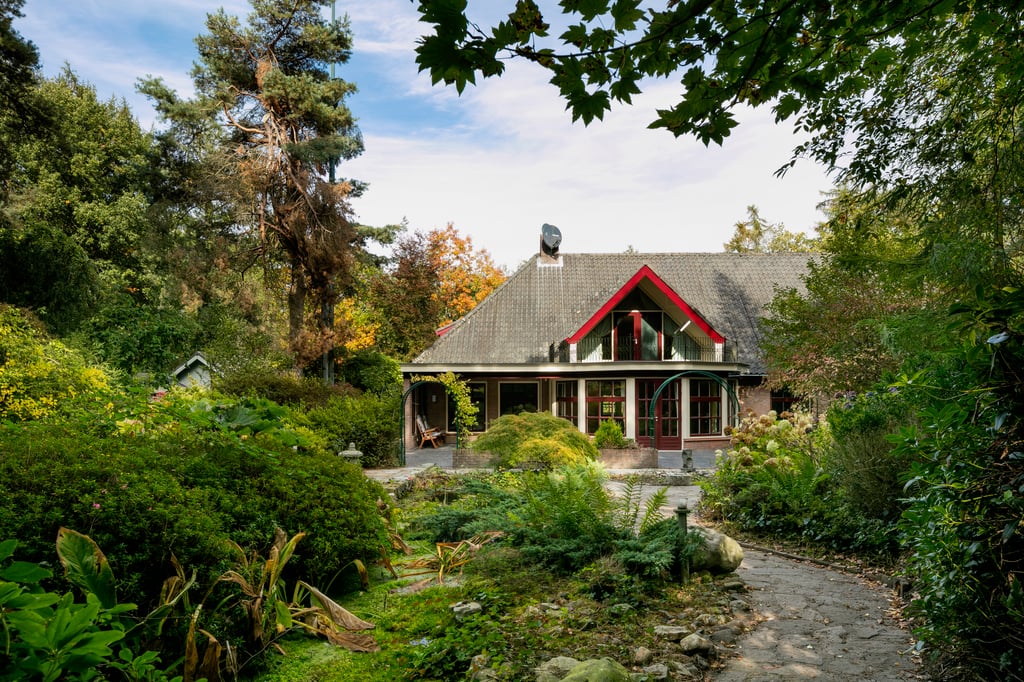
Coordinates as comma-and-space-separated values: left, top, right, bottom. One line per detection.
17, 0, 836, 270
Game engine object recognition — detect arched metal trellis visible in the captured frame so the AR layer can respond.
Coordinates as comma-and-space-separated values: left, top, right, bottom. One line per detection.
646, 371, 741, 442
398, 380, 433, 466
399, 378, 470, 464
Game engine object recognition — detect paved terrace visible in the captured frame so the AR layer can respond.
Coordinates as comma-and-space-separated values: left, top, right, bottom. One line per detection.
365, 445, 719, 479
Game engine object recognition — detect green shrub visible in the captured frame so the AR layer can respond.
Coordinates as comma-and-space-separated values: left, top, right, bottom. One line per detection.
592, 419, 630, 448
894, 340, 1024, 679
504, 464, 618, 573
472, 412, 597, 469
303, 392, 402, 467
74, 283, 200, 378
826, 387, 919, 521
612, 518, 698, 586
0, 392, 390, 610
216, 369, 352, 409
338, 349, 401, 396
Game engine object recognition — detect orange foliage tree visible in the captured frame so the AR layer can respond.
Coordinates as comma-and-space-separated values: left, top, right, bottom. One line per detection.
425, 224, 506, 326
354, 224, 506, 359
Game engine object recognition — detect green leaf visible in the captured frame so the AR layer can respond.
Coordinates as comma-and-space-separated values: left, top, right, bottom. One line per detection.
1, 560, 53, 584
610, 1, 644, 32
564, 0, 610, 22
56, 528, 118, 610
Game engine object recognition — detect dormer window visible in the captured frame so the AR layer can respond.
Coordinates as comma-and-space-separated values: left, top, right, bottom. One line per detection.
566, 265, 726, 364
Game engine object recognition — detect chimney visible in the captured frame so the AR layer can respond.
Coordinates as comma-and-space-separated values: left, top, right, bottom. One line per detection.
539, 223, 562, 265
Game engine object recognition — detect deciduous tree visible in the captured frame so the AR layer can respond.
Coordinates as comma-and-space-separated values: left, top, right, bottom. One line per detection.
425, 223, 506, 325
360, 224, 506, 359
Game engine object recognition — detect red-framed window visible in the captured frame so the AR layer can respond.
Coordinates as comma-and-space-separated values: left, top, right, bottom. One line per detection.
586, 380, 625, 434
689, 378, 722, 435
555, 380, 578, 424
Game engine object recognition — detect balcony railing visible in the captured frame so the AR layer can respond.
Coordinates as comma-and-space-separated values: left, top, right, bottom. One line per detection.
572, 337, 739, 363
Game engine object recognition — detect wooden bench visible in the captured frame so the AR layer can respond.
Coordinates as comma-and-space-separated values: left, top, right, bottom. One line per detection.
415, 415, 445, 448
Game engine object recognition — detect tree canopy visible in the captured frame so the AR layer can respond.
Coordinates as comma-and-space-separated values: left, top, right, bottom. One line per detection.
141, 0, 365, 368
0, 0, 46, 188
723, 205, 816, 253
414, 2, 1023, 177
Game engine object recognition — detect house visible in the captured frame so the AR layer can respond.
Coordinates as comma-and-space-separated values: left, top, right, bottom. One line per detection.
171, 351, 212, 389
401, 238, 813, 452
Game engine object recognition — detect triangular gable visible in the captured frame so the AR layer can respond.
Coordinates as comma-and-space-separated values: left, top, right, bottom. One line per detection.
565, 265, 725, 344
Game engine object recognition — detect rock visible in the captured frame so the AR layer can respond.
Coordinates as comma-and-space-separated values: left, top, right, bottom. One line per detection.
729, 598, 749, 612
632, 646, 654, 664
535, 656, 580, 682
679, 633, 714, 655
451, 601, 483, 621
640, 663, 669, 679
718, 575, 747, 592
561, 658, 632, 681
709, 627, 740, 645
653, 625, 691, 640
608, 603, 634, 618
666, 661, 700, 679
693, 612, 728, 627
689, 527, 744, 573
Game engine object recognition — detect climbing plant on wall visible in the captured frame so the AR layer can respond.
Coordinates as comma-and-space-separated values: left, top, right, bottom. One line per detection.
412, 372, 478, 447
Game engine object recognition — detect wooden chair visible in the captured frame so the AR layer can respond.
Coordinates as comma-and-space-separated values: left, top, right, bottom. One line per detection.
415, 414, 445, 448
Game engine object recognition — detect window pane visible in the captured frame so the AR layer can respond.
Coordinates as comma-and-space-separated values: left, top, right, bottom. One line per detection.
499, 383, 538, 415
449, 382, 486, 432
555, 381, 578, 422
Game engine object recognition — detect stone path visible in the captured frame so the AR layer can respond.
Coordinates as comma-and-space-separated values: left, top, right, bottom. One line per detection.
714, 548, 922, 681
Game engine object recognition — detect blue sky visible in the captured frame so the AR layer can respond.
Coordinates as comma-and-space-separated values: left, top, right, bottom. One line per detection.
18, 0, 835, 270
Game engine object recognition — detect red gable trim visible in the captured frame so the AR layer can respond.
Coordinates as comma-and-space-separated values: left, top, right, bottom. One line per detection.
565, 265, 725, 344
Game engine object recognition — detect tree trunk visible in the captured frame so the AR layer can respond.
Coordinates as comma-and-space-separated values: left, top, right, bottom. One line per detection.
288, 258, 306, 365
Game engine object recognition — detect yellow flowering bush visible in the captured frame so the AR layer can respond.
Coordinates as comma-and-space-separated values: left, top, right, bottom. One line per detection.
0, 306, 113, 421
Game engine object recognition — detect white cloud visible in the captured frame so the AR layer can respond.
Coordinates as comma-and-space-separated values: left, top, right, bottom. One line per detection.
346, 62, 833, 269
18, 0, 835, 270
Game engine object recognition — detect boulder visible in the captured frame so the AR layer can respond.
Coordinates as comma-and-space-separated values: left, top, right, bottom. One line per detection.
679, 633, 714, 655
561, 658, 632, 681
689, 527, 744, 573
535, 656, 580, 682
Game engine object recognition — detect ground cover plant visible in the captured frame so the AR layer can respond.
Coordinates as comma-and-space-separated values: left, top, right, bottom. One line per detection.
252, 467, 733, 682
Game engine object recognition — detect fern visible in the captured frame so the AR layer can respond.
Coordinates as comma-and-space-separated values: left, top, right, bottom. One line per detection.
612, 476, 670, 537
638, 487, 669, 536
613, 475, 643, 534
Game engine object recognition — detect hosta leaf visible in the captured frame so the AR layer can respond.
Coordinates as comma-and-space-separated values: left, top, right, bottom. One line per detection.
56, 528, 117, 609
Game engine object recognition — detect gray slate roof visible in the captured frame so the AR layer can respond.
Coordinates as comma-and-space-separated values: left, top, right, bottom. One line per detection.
410, 252, 814, 374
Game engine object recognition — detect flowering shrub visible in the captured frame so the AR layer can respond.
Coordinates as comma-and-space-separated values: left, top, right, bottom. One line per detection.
0, 305, 113, 421
700, 408, 899, 556
701, 411, 823, 525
